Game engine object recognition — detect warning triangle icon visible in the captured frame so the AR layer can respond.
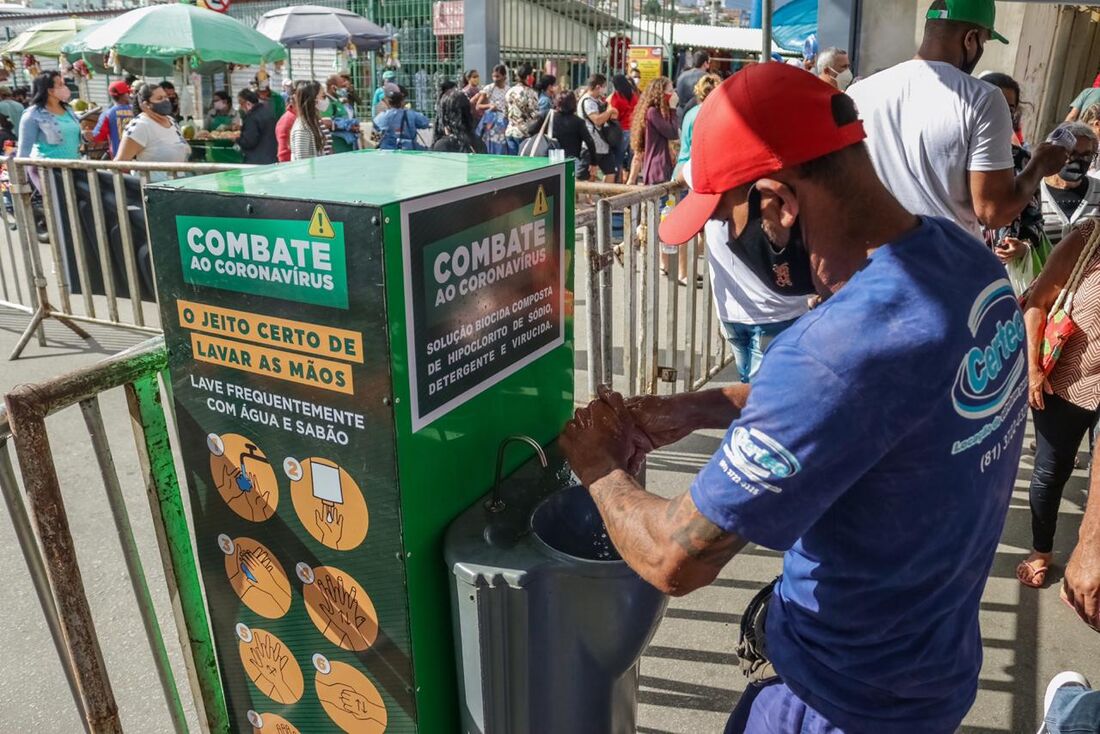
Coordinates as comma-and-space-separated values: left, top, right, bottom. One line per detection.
533, 186, 549, 216
308, 205, 336, 239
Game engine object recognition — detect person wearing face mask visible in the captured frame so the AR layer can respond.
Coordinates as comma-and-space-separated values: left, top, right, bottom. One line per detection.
848, 0, 1068, 239
204, 90, 236, 132
290, 81, 333, 161
115, 83, 191, 180
1038, 123, 1100, 247
815, 47, 852, 91
560, 63, 1030, 734
17, 71, 81, 164
158, 80, 181, 121
321, 74, 360, 154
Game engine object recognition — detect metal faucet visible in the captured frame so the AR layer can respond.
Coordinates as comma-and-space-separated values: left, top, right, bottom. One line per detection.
486, 435, 548, 513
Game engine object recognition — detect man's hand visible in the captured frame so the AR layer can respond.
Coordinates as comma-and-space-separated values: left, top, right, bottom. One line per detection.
625, 394, 699, 459
995, 236, 1028, 264
561, 385, 642, 487
1031, 142, 1071, 178
1063, 539, 1100, 631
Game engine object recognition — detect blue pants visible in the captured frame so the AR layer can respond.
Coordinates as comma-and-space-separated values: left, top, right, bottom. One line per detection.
1046, 684, 1100, 734
722, 318, 800, 384
725, 681, 844, 734
505, 136, 520, 155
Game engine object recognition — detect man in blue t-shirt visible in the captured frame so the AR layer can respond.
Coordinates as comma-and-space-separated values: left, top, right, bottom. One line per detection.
561, 63, 1028, 733
91, 80, 133, 158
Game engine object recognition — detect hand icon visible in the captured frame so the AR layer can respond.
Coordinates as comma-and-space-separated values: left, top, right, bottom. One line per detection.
247, 636, 293, 701
339, 688, 379, 721
317, 574, 368, 649
315, 504, 344, 549
239, 548, 291, 607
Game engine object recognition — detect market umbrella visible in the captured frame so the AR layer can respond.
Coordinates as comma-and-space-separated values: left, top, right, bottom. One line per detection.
254, 5, 390, 50
1, 17, 98, 57
61, 3, 287, 75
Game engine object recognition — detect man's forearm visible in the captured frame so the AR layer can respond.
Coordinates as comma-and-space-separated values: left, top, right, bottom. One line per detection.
1010, 160, 1050, 218
587, 469, 746, 595
684, 384, 751, 429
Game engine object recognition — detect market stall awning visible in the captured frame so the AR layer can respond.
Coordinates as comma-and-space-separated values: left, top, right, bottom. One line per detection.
1, 17, 99, 57
254, 4, 390, 50
61, 3, 286, 75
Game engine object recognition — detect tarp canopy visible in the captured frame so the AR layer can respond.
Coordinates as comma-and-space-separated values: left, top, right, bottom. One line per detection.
1, 18, 99, 57
254, 4, 390, 50
61, 4, 287, 75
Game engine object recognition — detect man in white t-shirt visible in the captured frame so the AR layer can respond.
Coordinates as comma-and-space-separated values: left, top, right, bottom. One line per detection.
848, 0, 1067, 237
683, 162, 809, 383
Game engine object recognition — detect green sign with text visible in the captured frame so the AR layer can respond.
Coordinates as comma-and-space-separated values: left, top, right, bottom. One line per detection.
176, 212, 348, 309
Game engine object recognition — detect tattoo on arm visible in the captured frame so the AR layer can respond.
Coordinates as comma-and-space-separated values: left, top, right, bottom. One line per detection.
589, 472, 746, 593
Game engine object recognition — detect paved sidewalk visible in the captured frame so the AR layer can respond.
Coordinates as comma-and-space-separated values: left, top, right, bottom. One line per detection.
1, 307, 1098, 733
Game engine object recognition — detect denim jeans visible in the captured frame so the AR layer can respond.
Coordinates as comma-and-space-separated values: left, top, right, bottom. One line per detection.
1046, 685, 1100, 734
1029, 394, 1100, 553
722, 318, 800, 384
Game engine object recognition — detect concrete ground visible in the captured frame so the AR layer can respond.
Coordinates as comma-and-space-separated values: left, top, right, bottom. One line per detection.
0, 303, 1098, 734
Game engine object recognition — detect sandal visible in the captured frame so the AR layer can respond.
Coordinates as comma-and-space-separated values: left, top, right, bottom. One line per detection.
1017, 558, 1049, 589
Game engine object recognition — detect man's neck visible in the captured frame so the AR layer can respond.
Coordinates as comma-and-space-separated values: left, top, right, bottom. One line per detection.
914, 40, 962, 68
805, 188, 920, 295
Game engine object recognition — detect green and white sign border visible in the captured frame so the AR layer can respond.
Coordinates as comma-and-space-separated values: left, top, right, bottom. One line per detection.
400, 167, 566, 432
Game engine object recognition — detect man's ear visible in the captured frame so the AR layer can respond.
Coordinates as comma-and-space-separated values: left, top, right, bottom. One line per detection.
754, 178, 799, 228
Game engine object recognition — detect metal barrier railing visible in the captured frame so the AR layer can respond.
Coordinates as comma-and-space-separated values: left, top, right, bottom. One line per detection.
0, 336, 228, 733
1, 157, 250, 360
578, 180, 733, 401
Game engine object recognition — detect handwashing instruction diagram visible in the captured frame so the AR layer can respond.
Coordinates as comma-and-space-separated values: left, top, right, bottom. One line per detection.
237, 624, 304, 705
220, 535, 292, 619
314, 657, 389, 734
287, 457, 368, 550
301, 564, 379, 652
209, 432, 279, 522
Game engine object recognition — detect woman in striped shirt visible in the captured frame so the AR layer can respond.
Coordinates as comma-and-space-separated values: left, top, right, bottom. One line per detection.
289, 81, 332, 161
1040, 122, 1100, 246
1019, 217, 1100, 588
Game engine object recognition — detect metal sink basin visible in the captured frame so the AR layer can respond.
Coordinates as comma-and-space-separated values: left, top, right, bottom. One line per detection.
530, 484, 621, 562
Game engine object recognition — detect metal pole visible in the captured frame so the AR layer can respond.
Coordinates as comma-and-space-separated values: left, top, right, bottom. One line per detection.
762, 0, 773, 60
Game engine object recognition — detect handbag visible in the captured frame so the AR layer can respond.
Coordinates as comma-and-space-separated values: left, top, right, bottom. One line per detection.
1038, 219, 1100, 376
519, 110, 561, 157
602, 118, 624, 148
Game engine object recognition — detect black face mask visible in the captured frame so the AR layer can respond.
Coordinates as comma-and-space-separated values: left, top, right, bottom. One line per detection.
960, 33, 984, 75
727, 187, 815, 297
1060, 157, 1090, 183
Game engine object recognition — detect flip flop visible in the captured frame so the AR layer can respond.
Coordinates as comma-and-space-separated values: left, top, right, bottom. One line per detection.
1017, 559, 1049, 589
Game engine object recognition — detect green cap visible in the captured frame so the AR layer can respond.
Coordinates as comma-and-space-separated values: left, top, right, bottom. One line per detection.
926, 0, 1008, 44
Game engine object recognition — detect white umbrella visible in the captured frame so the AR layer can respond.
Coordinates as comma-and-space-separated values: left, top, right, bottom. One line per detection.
255, 5, 390, 50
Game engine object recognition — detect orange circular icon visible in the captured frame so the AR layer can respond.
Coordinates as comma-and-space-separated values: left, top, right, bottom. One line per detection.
290, 458, 367, 550
223, 537, 292, 619
302, 565, 379, 652
238, 628, 303, 705
315, 660, 388, 734
251, 712, 301, 734
209, 433, 278, 522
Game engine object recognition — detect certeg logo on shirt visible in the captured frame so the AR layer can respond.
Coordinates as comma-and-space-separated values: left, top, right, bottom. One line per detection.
722, 427, 801, 494
952, 279, 1026, 421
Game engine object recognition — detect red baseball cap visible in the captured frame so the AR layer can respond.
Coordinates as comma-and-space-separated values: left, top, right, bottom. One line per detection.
660, 63, 866, 245
108, 80, 132, 96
